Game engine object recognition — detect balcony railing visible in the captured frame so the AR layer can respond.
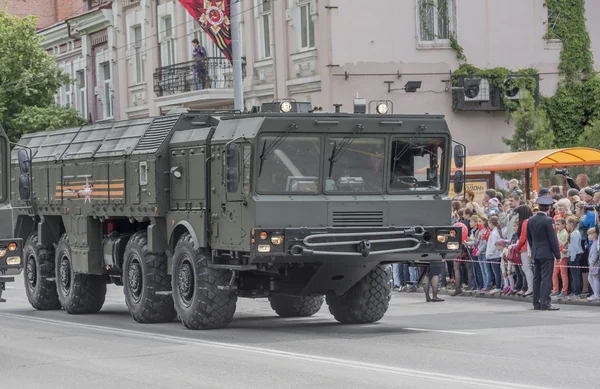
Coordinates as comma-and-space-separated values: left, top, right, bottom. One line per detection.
87, 0, 111, 8
153, 57, 246, 98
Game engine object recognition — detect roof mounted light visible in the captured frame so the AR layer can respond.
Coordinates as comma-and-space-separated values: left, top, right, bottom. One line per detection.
280, 101, 292, 112
376, 103, 389, 114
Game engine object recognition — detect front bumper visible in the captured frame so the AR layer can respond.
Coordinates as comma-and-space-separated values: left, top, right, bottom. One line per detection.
0, 238, 24, 282
249, 226, 462, 263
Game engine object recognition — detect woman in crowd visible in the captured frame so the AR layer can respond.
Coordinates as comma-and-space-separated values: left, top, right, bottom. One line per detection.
554, 198, 572, 221
552, 217, 570, 297
587, 227, 600, 301
514, 205, 534, 296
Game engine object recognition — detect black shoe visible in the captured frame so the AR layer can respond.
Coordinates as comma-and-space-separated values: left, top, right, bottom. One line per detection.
542, 305, 560, 311
531, 306, 541, 310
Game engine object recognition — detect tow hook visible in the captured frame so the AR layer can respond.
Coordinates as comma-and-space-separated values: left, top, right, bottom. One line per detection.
357, 240, 371, 257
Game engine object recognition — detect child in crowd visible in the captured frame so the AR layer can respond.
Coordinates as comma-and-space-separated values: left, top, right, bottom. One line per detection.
486, 216, 504, 294
552, 218, 569, 297
477, 216, 492, 292
567, 216, 584, 299
587, 228, 600, 301
496, 239, 513, 293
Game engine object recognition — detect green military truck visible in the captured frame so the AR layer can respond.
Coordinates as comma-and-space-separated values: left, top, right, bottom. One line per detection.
7, 99, 466, 328
0, 127, 24, 302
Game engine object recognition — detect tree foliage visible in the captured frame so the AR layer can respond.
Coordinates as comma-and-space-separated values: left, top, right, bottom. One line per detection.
502, 94, 554, 152
11, 105, 88, 135
0, 9, 87, 142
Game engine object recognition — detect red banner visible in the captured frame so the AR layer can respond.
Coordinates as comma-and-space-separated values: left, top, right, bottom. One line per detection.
178, 0, 232, 63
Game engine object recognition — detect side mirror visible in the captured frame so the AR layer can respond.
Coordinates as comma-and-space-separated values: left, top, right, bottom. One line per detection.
19, 174, 31, 201
453, 145, 465, 169
453, 170, 465, 194
18, 149, 31, 175
226, 168, 239, 192
226, 143, 240, 168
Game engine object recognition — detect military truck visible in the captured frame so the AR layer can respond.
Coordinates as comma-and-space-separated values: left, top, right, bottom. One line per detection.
7, 99, 466, 329
0, 127, 24, 302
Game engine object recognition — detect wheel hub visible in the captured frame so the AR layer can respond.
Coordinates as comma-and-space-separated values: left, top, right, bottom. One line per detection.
177, 260, 194, 306
59, 256, 71, 295
26, 255, 37, 289
128, 258, 143, 303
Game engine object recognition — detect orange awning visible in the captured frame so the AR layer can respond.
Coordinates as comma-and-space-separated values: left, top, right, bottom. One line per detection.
451, 147, 600, 173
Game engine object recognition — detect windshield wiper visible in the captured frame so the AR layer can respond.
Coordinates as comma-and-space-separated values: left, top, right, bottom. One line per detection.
258, 123, 298, 177
391, 124, 427, 180
327, 124, 364, 178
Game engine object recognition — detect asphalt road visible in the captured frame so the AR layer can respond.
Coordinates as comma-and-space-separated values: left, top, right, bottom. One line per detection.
1, 281, 598, 389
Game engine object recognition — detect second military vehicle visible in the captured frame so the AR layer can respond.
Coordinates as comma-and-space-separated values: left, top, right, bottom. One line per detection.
8, 99, 466, 329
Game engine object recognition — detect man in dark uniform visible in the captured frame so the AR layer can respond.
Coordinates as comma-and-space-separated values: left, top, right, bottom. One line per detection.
527, 196, 561, 311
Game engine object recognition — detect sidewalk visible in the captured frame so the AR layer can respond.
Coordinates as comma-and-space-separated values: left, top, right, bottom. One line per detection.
436, 287, 600, 307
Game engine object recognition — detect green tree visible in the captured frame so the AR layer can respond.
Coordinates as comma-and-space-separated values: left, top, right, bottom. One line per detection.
578, 119, 600, 149
11, 105, 87, 135
502, 94, 554, 152
0, 9, 87, 143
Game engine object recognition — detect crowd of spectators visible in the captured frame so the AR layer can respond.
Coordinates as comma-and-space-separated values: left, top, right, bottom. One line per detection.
392, 178, 600, 302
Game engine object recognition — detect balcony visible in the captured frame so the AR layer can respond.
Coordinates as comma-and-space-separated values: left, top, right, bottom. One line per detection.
153, 57, 246, 110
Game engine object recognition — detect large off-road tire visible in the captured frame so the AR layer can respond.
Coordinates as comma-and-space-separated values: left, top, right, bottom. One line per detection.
122, 231, 176, 323
171, 233, 237, 330
55, 234, 107, 314
23, 233, 61, 310
326, 265, 393, 324
268, 295, 324, 317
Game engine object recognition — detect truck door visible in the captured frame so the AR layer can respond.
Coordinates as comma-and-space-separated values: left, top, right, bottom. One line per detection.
0, 126, 13, 239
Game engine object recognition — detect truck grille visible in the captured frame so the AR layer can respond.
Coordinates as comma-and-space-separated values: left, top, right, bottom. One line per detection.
331, 211, 384, 227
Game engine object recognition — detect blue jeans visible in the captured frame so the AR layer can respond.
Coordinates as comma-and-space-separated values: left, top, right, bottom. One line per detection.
392, 264, 410, 287
470, 258, 483, 289
489, 257, 502, 289
479, 253, 492, 289
570, 254, 583, 295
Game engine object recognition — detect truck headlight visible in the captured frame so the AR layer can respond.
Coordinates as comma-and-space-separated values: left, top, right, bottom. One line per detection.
6, 256, 21, 265
447, 242, 460, 250
0, 249, 6, 257
270, 235, 283, 245
280, 101, 292, 112
257, 245, 271, 253
437, 234, 448, 243
376, 103, 388, 114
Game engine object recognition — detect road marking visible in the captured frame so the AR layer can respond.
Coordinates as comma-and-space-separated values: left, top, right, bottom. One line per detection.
403, 327, 476, 335
0, 312, 551, 389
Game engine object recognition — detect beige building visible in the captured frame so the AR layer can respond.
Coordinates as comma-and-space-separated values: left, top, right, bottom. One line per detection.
36, 0, 600, 155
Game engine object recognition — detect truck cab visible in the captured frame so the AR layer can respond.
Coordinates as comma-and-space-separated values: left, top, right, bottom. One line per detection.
0, 125, 23, 302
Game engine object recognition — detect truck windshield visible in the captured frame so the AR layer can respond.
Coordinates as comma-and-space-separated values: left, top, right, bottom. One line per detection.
325, 137, 385, 193
256, 135, 321, 193
389, 136, 446, 192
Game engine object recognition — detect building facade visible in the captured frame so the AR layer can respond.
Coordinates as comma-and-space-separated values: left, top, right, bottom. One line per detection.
27, 0, 600, 155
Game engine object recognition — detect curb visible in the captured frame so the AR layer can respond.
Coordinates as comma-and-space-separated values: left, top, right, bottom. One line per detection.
436, 288, 600, 307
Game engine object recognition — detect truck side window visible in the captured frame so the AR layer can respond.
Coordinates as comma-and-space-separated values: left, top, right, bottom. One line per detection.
242, 144, 251, 196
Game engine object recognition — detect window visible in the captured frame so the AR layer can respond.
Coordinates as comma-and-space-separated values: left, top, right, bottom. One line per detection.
76, 71, 86, 117
133, 25, 144, 83
101, 62, 113, 118
64, 81, 72, 108
162, 16, 176, 66
242, 144, 252, 196
259, 0, 272, 58
389, 137, 447, 192
256, 135, 320, 194
417, 0, 454, 45
325, 137, 385, 193
299, 1, 315, 49
547, 3, 559, 40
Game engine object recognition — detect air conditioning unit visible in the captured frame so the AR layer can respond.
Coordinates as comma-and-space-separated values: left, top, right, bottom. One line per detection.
463, 78, 490, 102
503, 78, 523, 101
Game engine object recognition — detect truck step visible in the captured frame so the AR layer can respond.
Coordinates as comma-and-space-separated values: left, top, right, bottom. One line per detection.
0, 276, 15, 283
46, 277, 56, 282
155, 291, 172, 296
208, 264, 257, 271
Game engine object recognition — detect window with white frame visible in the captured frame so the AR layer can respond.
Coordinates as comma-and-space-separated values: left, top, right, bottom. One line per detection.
258, 0, 272, 59
299, 1, 315, 50
417, 0, 455, 46
76, 70, 86, 117
133, 25, 144, 83
161, 16, 176, 66
101, 62, 113, 118
546, 3, 559, 40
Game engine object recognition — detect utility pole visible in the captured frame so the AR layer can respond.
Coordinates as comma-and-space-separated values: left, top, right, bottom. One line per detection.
230, 0, 244, 111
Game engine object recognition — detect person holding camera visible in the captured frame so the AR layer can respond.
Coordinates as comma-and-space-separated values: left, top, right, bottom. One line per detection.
555, 168, 589, 192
